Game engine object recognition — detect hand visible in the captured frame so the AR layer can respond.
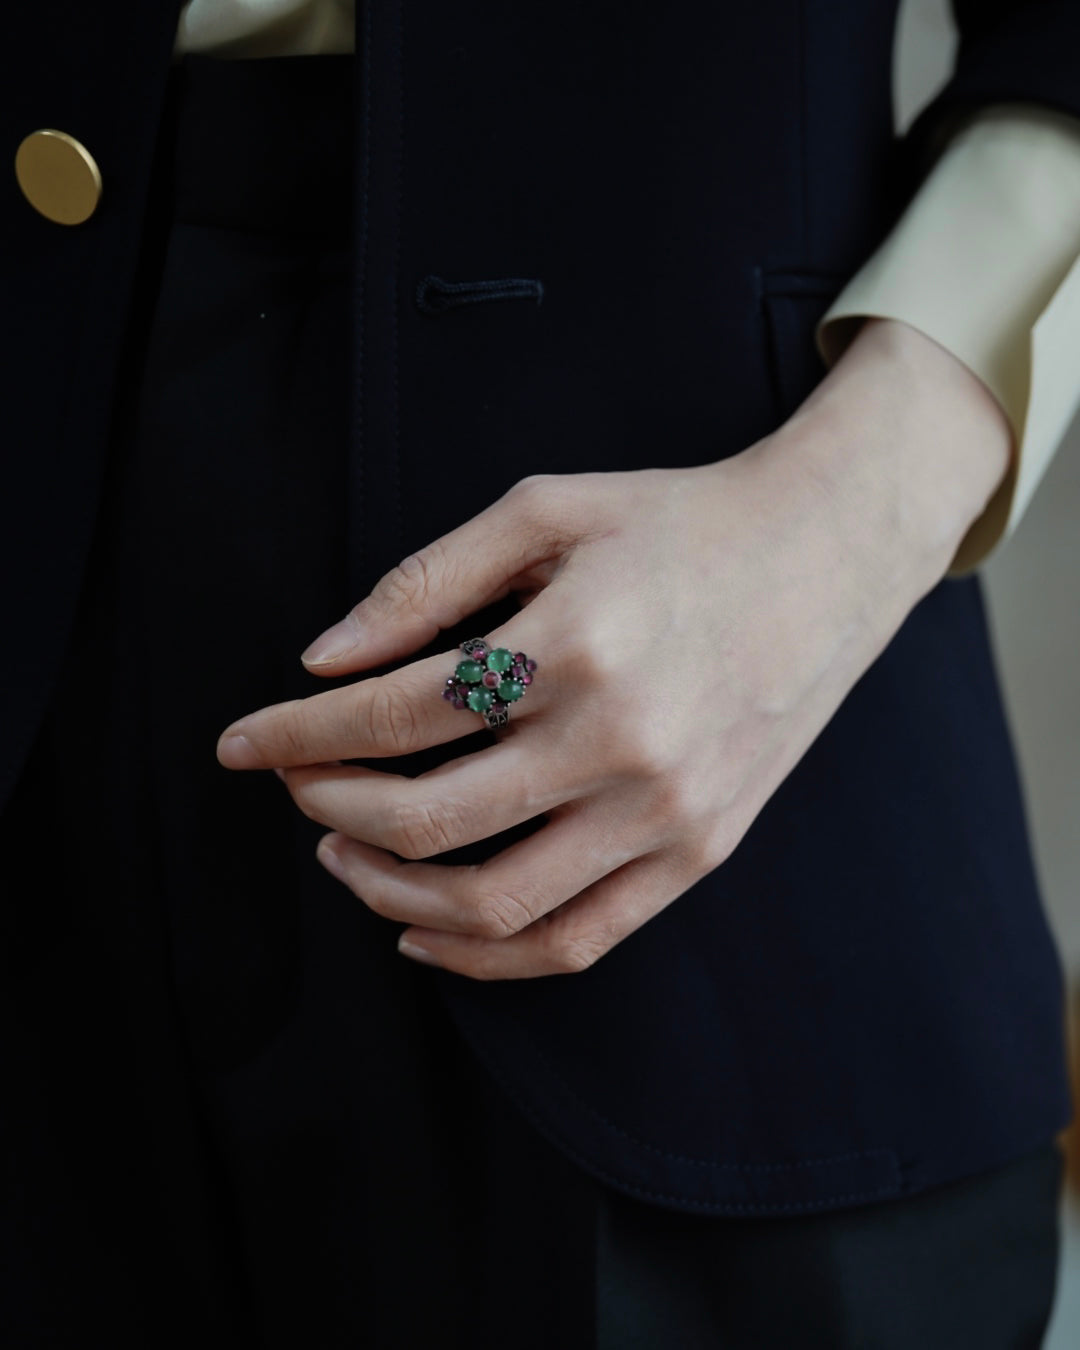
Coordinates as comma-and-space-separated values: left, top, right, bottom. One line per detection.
216, 318, 1012, 980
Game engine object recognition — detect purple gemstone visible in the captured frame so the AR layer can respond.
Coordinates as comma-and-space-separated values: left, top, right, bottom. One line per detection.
521, 673, 532, 685
510, 664, 524, 678
514, 651, 527, 664
525, 659, 538, 672
482, 670, 501, 689
452, 697, 466, 710
442, 688, 455, 700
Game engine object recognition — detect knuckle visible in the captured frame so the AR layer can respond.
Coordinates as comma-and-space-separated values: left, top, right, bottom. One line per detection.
505, 474, 573, 543
356, 882, 395, 919
463, 948, 514, 982
615, 724, 674, 781
507, 473, 554, 508
361, 678, 421, 754
548, 930, 608, 975
390, 798, 460, 860
710, 807, 749, 865
270, 702, 313, 763
680, 832, 721, 879
649, 773, 698, 827
473, 887, 539, 940
688, 816, 740, 875
569, 629, 621, 688
289, 780, 329, 826
381, 546, 444, 622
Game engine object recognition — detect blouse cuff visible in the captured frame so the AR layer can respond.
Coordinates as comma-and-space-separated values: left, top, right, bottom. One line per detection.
816, 103, 1080, 577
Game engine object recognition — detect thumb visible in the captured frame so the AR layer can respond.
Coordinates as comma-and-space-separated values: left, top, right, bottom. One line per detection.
300, 476, 569, 674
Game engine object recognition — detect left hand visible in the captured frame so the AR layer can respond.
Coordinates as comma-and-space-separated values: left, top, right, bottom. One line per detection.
216, 319, 1010, 980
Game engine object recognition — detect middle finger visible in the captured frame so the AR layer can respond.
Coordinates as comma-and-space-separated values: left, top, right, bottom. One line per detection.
217, 639, 548, 770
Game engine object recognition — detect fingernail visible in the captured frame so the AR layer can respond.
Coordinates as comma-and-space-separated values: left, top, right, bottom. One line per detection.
273, 767, 286, 781
301, 614, 361, 667
398, 935, 443, 968
217, 732, 259, 770
316, 837, 347, 882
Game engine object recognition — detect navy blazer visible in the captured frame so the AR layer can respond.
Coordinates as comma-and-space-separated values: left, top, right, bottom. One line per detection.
3, 0, 1078, 1215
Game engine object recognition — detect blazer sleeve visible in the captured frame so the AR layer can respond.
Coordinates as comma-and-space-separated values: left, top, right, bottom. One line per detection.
815, 104, 1080, 578
818, 0, 1080, 578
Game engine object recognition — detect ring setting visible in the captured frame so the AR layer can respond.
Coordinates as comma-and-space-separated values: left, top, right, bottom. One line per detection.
442, 637, 537, 729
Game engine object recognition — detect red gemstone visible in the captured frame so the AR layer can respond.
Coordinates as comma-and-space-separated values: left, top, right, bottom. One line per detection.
514, 651, 527, 664
482, 671, 500, 688
452, 697, 466, 710
521, 673, 532, 685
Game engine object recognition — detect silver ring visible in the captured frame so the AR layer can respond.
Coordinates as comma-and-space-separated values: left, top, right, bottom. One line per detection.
441, 636, 537, 728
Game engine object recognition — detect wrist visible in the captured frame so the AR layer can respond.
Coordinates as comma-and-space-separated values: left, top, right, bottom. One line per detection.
772, 316, 1014, 590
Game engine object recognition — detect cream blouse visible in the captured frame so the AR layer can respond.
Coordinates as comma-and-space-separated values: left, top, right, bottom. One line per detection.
176, 0, 1080, 578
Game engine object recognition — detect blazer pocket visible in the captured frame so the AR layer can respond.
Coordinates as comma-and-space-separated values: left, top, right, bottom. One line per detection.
757, 266, 848, 424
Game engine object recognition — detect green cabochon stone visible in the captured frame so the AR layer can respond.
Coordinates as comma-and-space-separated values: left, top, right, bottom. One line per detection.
485, 648, 514, 673
455, 659, 484, 684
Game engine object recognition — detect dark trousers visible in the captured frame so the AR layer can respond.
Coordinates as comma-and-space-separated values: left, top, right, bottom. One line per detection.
0, 51, 1065, 1349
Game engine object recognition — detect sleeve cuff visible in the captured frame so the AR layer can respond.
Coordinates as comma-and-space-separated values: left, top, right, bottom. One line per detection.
815, 103, 1080, 577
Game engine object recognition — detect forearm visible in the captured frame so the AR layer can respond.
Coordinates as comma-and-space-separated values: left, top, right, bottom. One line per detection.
765, 315, 1014, 611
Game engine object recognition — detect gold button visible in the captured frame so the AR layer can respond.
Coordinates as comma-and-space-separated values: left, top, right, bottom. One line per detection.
15, 129, 102, 225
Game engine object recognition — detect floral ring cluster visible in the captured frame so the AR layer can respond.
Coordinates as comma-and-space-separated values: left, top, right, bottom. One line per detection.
442, 637, 537, 727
